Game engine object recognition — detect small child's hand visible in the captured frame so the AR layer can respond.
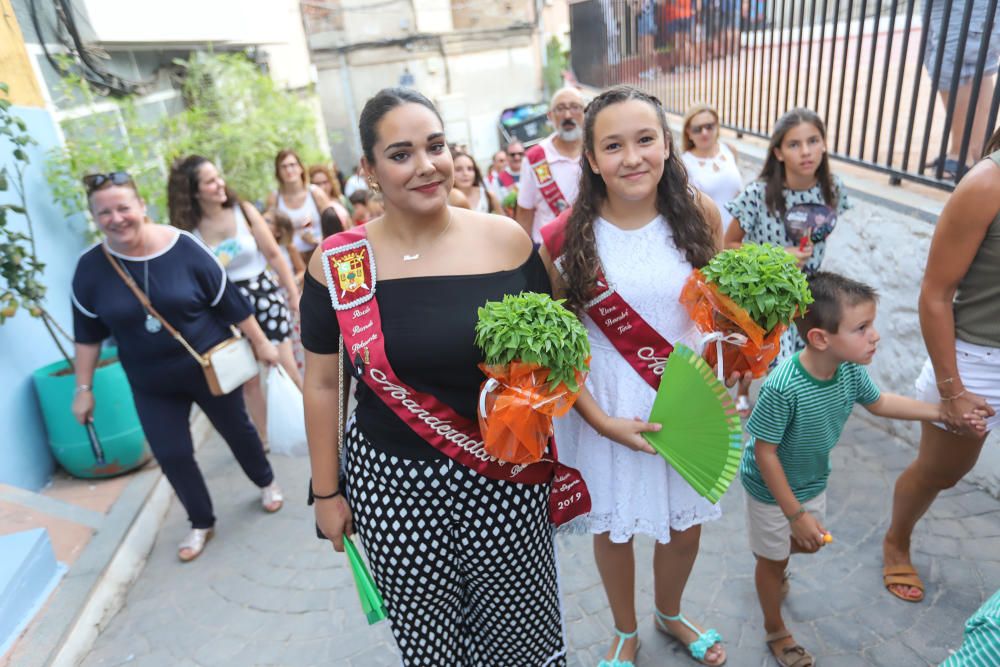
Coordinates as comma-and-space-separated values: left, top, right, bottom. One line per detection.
787, 243, 813, 268
790, 511, 826, 553
724, 369, 753, 390
962, 408, 990, 433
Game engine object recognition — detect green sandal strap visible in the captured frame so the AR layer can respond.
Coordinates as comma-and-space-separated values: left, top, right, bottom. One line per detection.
598, 628, 638, 666
655, 609, 724, 662
656, 610, 700, 636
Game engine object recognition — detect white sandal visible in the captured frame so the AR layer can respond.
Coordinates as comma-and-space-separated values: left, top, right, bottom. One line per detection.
178, 528, 214, 562
261, 481, 283, 513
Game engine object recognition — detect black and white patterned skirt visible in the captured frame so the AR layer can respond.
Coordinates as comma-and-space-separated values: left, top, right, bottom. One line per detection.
235, 271, 290, 343
344, 421, 567, 667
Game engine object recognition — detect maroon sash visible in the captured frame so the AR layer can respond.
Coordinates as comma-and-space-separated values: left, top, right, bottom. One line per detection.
496, 169, 517, 189
320, 227, 589, 525
526, 143, 570, 217
541, 210, 675, 391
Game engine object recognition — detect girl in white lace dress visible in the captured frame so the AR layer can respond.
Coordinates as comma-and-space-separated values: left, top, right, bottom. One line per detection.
540, 86, 727, 666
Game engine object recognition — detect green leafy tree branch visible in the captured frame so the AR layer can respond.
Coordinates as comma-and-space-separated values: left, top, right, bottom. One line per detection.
0, 82, 74, 366
46, 52, 325, 228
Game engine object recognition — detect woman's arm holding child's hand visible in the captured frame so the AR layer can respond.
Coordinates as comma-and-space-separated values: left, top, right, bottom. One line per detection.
755, 440, 827, 552
863, 393, 989, 433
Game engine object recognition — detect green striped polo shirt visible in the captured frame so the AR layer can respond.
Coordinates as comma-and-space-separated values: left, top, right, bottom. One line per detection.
739, 352, 880, 504
941, 588, 1000, 666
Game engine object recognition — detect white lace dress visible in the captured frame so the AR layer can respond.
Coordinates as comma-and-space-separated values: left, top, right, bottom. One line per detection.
555, 215, 722, 544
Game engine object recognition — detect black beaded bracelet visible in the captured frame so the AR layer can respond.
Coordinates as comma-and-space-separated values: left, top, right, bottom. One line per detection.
307, 480, 342, 505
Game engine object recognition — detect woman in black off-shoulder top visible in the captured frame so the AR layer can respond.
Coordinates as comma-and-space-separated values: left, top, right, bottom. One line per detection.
300, 88, 566, 666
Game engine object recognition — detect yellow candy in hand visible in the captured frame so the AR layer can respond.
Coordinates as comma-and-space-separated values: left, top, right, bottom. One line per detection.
822, 533, 833, 544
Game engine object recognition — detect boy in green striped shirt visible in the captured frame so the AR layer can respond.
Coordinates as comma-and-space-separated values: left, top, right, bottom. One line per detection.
941, 588, 1000, 666
740, 272, 988, 667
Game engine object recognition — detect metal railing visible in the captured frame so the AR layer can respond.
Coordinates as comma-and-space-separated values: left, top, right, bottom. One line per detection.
570, 0, 1000, 189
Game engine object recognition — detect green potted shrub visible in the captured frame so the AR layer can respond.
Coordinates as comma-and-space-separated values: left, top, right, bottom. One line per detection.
1, 82, 148, 479
681, 243, 813, 377
474, 292, 590, 464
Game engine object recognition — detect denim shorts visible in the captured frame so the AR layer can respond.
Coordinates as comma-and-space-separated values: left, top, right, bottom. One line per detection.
923, 0, 1000, 90
638, 5, 657, 36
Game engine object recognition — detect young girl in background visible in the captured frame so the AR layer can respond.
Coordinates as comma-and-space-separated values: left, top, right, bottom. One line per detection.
264, 210, 306, 287
725, 108, 851, 409
264, 209, 306, 380
541, 85, 726, 667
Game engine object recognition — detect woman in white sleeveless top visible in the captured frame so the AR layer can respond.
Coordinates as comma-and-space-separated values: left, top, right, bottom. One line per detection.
265, 149, 334, 262
681, 104, 743, 230
453, 151, 501, 214
169, 156, 302, 447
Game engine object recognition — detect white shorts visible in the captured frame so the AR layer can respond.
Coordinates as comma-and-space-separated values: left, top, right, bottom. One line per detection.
915, 339, 1000, 433
745, 492, 826, 561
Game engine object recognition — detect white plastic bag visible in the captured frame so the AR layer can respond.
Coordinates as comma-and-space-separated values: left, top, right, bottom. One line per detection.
266, 366, 308, 457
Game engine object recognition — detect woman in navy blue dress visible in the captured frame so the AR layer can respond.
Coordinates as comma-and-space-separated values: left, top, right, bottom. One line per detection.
70, 173, 284, 562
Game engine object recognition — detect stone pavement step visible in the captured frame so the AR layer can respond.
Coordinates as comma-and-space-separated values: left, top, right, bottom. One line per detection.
80, 416, 1000, 666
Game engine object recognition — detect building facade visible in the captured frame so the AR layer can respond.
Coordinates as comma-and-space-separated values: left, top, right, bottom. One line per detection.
303, 0, 570, 168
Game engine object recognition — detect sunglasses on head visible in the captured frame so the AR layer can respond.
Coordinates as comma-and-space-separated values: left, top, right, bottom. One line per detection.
82, 171, 132, 194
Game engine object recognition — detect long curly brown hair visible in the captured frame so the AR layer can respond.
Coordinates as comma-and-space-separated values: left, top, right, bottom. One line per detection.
561, 86, 717, 315
760, 108, 837, 218
167, 155, 238, 231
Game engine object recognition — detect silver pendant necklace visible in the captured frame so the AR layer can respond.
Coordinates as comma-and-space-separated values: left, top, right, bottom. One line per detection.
402, 211, 453, 261
142, 260, 162, 333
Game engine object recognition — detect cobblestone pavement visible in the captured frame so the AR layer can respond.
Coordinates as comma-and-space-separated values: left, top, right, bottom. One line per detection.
81, 415, 1000, 667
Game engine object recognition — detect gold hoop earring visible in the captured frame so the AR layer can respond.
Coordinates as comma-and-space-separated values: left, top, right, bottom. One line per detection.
368, 179, 381, 193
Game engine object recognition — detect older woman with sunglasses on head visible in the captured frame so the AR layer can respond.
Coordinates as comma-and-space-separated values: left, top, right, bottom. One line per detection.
70, 172, 284, 563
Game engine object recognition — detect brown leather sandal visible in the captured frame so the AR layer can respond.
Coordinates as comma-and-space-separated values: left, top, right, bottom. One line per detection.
765, 630, 814, 667
883, 564, 924, 602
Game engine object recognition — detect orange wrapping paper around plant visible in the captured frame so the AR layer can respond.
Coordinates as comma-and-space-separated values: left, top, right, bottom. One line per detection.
680, 270, 786, 378
477, 360, 587, 465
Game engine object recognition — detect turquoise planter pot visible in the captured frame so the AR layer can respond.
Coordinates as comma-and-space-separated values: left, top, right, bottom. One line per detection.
32, 349, 150, 479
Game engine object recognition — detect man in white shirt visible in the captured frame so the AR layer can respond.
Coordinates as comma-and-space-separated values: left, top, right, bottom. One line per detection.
515, 88, 585, 242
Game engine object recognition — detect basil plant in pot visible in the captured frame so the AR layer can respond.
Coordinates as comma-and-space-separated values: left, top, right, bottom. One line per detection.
1, 83, 148, 479
681, 243, 813, 378
473, 292, 590, 465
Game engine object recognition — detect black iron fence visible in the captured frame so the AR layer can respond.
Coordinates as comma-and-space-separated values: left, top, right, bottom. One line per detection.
570, 0, 1000, 188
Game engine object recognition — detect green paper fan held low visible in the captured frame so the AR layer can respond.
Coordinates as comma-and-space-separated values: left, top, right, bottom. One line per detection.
344, 536, 387, 625
642, 345, 743, 504
475, 292, 591, 392
700, 243, 814, 332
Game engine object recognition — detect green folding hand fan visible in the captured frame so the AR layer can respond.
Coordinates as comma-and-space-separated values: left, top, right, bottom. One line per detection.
344, 535, 387, 625
642, 345, 744, 504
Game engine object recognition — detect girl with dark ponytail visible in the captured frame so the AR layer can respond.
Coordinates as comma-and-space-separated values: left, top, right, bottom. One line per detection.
300, 87, 567, 666
540, 85, 727, 666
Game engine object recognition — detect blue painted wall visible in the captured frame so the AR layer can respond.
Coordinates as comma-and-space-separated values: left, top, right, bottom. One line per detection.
0, 105, 88, 490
